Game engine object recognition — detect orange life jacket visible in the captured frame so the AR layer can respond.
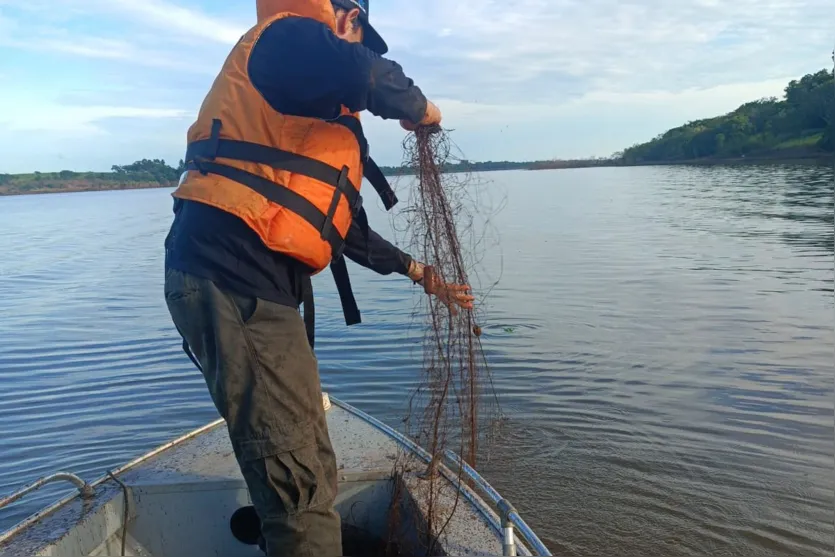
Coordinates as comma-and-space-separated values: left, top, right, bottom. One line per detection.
173, 0, 398, 343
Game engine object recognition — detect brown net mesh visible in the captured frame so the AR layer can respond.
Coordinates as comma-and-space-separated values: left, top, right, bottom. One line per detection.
385, 127, 504, 555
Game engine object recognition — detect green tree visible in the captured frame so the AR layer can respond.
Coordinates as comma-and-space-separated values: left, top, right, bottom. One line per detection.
620, 69, 833, 163
714, 133, 726, 152
785, 70, 833, 129
111, 159, 180, 182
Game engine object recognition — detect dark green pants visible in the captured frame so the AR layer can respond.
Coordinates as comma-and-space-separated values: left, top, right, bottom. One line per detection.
164, 268, 341, 556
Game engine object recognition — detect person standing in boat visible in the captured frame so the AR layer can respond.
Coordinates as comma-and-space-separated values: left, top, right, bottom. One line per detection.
163, 0, 474, 555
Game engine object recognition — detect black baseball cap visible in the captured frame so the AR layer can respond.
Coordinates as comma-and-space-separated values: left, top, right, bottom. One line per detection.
332, 0, 388, 55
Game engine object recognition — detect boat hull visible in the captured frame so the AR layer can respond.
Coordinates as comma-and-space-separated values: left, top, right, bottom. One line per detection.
0, 397, 549, 556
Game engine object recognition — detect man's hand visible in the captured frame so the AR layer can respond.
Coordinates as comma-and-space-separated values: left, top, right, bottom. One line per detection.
408, 260, 475, 313
401, 100, 442, 131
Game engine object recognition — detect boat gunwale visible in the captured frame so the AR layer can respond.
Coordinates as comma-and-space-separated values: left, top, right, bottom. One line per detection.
0, 418, 226, 545
331, 397, 550, 556
1, 397, 551, 556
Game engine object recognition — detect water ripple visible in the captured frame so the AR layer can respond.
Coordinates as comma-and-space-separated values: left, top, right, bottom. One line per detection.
0, 166, 832, 555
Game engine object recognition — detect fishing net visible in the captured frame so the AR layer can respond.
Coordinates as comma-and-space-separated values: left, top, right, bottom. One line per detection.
385, 127, 504, 555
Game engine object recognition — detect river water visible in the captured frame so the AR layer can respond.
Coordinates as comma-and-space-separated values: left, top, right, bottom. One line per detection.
0, 164, 832, 556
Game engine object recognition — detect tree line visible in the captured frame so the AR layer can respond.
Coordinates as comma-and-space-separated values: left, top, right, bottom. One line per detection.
378, 159, 537, 175
0, 159, 186, 195
2, 68, 831, 196
111, 159, 186, 182
377, 157, 621, 175
618, 69, 834, 164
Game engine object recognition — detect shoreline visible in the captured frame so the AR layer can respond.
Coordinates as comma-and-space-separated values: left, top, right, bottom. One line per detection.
0, 181, 177, 198
1, 152, 831, 197
613, 153, 831, 168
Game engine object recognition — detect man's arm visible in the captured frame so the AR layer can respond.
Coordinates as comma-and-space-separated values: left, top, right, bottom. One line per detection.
342, 217, 412, 277
248, 16, 427, 124
342, 219, 475, 312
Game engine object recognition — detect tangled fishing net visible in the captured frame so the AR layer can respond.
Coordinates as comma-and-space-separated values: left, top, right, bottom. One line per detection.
385, 127, 504, 555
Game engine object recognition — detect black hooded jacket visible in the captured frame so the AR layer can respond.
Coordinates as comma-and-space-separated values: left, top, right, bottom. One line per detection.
165, 16, 427, 308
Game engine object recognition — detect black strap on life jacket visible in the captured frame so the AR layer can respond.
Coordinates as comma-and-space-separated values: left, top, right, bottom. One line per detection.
186, 138, 362, 212
331, 115, 398, 211
184, 117, 397, 348
186, 159, 348, 259
301, 275, 316, 349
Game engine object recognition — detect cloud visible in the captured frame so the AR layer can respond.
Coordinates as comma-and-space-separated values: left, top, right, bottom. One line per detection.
27, 0, 249, 44
376, 0, 832, 104
0, 33, 218, 73
571, 78, 792, 112
1, 103, 190, 135
0, 98, 192, 172
38, 38, 136, 60
0, 0, 831, 172
0, 34, 136, 61
359, 75, 794, 163
99, 0, 247, 44
0, 1, 239, 71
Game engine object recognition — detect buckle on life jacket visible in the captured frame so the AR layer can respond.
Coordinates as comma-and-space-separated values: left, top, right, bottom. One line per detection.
190, 157, 209, 176
330, 115, 398, 211
351, 193, 364, 216
207, 119, 222, 159
321, 166, 349, 243
188, 119, 223, 176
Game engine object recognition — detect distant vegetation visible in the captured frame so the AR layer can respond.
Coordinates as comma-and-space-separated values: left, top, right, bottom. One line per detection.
1, 69, 831, 196
378, 157, 616, 176
0, 159, 185, 196
619, 69, 834, 164
111, 158, 185, 182
379, 160, 532, 175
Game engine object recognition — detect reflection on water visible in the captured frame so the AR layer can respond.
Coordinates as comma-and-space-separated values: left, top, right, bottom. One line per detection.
0, 163, 832, 556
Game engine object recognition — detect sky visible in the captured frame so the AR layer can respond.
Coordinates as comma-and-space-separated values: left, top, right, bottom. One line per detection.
0, 0, 831, 173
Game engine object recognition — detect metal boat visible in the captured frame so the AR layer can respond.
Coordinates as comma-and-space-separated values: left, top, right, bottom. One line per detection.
0, 395, 551, 556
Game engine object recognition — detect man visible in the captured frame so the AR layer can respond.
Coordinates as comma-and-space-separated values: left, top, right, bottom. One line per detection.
163, 0, 473, 555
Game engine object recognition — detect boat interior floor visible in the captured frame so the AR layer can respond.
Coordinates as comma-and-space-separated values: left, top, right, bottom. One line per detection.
2, 403, 521, 556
